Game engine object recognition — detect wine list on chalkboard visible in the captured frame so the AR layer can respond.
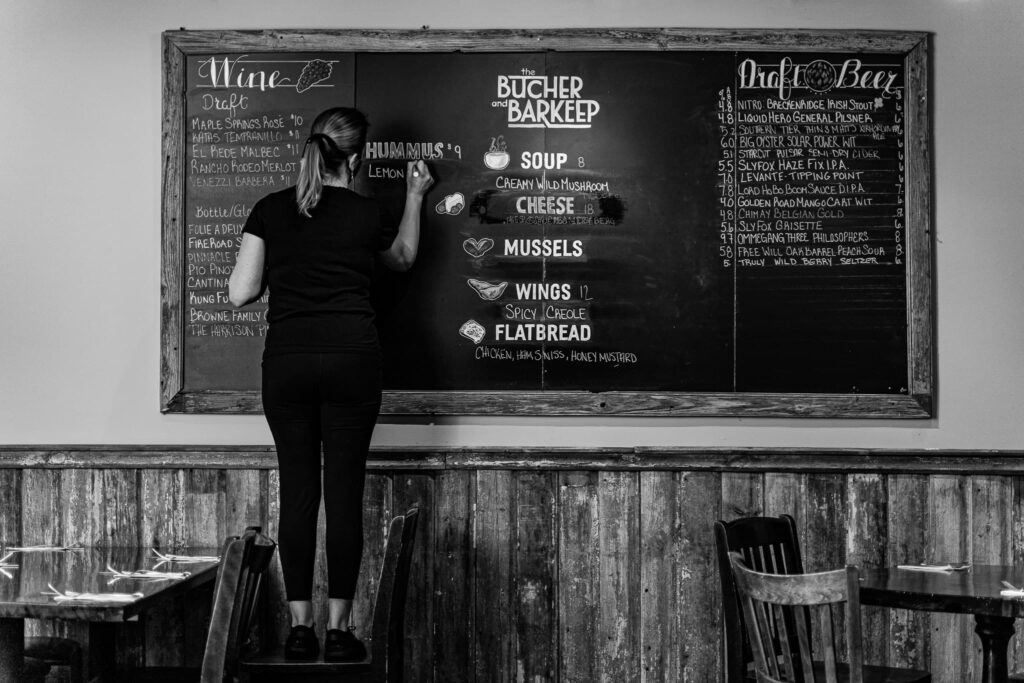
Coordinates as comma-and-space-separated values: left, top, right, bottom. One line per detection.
163, 30, 933, 416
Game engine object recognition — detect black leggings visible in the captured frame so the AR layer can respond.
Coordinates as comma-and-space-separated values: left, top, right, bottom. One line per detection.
262, 352, 382, 601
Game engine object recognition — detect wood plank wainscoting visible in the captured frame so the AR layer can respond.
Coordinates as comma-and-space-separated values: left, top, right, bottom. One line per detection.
2, 446, 1023, 682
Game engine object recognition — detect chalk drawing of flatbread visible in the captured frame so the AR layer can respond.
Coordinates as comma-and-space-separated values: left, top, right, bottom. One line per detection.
296, 59, 333, 93
435, 192, 465, 216
467, 279, 508, 301
462, 237, 494, 258
459, 320, 486, 344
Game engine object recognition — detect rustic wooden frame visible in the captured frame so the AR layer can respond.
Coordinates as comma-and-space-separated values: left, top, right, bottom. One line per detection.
161, 28, 933, 417
5, 446, 1024, 474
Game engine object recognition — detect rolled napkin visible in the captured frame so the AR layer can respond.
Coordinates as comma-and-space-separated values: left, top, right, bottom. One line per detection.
151, 549, 220, 568
1000, 581, 1024, 597
44, 583, 143, 603
896, 563, 971, 572
102, 564, 191, 584
0, 553, 16, 579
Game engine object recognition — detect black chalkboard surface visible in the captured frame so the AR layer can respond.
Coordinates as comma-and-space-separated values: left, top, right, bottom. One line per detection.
161, 29, 933, 417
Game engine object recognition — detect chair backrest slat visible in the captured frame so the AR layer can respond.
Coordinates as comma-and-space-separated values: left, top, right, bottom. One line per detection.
821, 605, 837, 683
369, 508, 420, 683
729, 552, 867, 683
846, 567, 864, 683
198, 528, 277, 683
794, 599, 815, 683
225, 527, 277, 678
200, 535, 249, 683
772, 603, 797, 683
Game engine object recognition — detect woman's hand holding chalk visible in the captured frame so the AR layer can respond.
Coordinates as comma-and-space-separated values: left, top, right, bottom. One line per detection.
407, 160, 434, 196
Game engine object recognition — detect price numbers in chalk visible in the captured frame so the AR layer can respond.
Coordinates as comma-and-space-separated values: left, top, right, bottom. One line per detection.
716, 87, 736, 268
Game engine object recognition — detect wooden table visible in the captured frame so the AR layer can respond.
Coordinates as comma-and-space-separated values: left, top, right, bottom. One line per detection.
0, 545, 220, 681
861, 565, 1024, 683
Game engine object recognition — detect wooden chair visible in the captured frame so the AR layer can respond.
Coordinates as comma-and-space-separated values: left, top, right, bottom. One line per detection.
714, 515, 806, 683
728, 551, 931, 683
715, 516, 930, 683
122, 526, 277, 682
241, 507, 421, 683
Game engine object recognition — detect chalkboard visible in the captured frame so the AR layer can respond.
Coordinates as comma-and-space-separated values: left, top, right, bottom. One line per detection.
161, 29, 933, 417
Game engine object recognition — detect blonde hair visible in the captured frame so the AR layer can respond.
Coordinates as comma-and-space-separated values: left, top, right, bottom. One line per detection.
295, 107, 369, 217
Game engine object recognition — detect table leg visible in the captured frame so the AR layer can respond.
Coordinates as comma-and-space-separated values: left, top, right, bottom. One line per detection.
0, 617, 25, 682
89, 622, 117, 682
975, 614, 1016, 683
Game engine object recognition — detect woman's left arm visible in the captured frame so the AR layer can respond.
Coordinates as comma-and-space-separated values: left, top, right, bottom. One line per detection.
379, 160, 433, 272
228, 233, 267, 307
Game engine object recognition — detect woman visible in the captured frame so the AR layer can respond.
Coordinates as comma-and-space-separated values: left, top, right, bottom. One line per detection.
228, 107, 433, 661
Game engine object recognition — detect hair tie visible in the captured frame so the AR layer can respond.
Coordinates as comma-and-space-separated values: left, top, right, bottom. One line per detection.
304, 132, 343, 156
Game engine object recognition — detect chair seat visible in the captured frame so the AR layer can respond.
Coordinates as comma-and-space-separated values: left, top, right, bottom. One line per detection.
24, 636, 82, 662
744, 661, 930, 683
853, 663, 931, 683
117, 666, 200, 682
24, 635, 84, 683
241, 649, 373, 682
22, 656, 51, 682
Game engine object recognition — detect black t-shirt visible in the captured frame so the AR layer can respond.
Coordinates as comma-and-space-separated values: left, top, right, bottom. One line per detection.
242, 186, 397, 357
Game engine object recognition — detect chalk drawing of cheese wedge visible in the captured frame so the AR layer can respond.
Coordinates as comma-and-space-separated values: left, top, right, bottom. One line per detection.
467, 279, 508, 301
459, 320, 486, 344
435, 192, 465, 216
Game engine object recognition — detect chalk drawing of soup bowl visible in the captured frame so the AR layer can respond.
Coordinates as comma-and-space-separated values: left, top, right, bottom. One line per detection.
484, 150, 510, 170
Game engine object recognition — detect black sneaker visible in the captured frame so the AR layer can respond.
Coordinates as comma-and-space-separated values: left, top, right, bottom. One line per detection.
284, 624, 320, 660
324, 629, 367, 662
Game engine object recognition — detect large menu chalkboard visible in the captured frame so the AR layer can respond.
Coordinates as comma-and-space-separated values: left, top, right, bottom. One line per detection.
161, 29, 933, 417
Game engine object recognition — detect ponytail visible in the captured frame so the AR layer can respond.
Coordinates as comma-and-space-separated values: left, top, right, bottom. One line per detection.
295, 108, 369, 217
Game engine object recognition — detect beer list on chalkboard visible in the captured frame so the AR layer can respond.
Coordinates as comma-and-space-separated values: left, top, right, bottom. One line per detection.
180, 50, 909, 397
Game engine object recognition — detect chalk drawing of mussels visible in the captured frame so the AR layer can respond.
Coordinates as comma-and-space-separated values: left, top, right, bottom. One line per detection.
462, 237, 494, 258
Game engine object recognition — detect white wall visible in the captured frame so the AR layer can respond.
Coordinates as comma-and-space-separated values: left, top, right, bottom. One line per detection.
1, 0, 1022, 449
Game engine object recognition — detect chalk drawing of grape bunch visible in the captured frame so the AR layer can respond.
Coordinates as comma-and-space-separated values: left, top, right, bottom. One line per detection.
296, 59, 333, 93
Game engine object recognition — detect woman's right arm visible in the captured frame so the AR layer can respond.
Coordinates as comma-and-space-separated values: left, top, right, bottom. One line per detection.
379, 160, 433, 272
228, 233, 266, 307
